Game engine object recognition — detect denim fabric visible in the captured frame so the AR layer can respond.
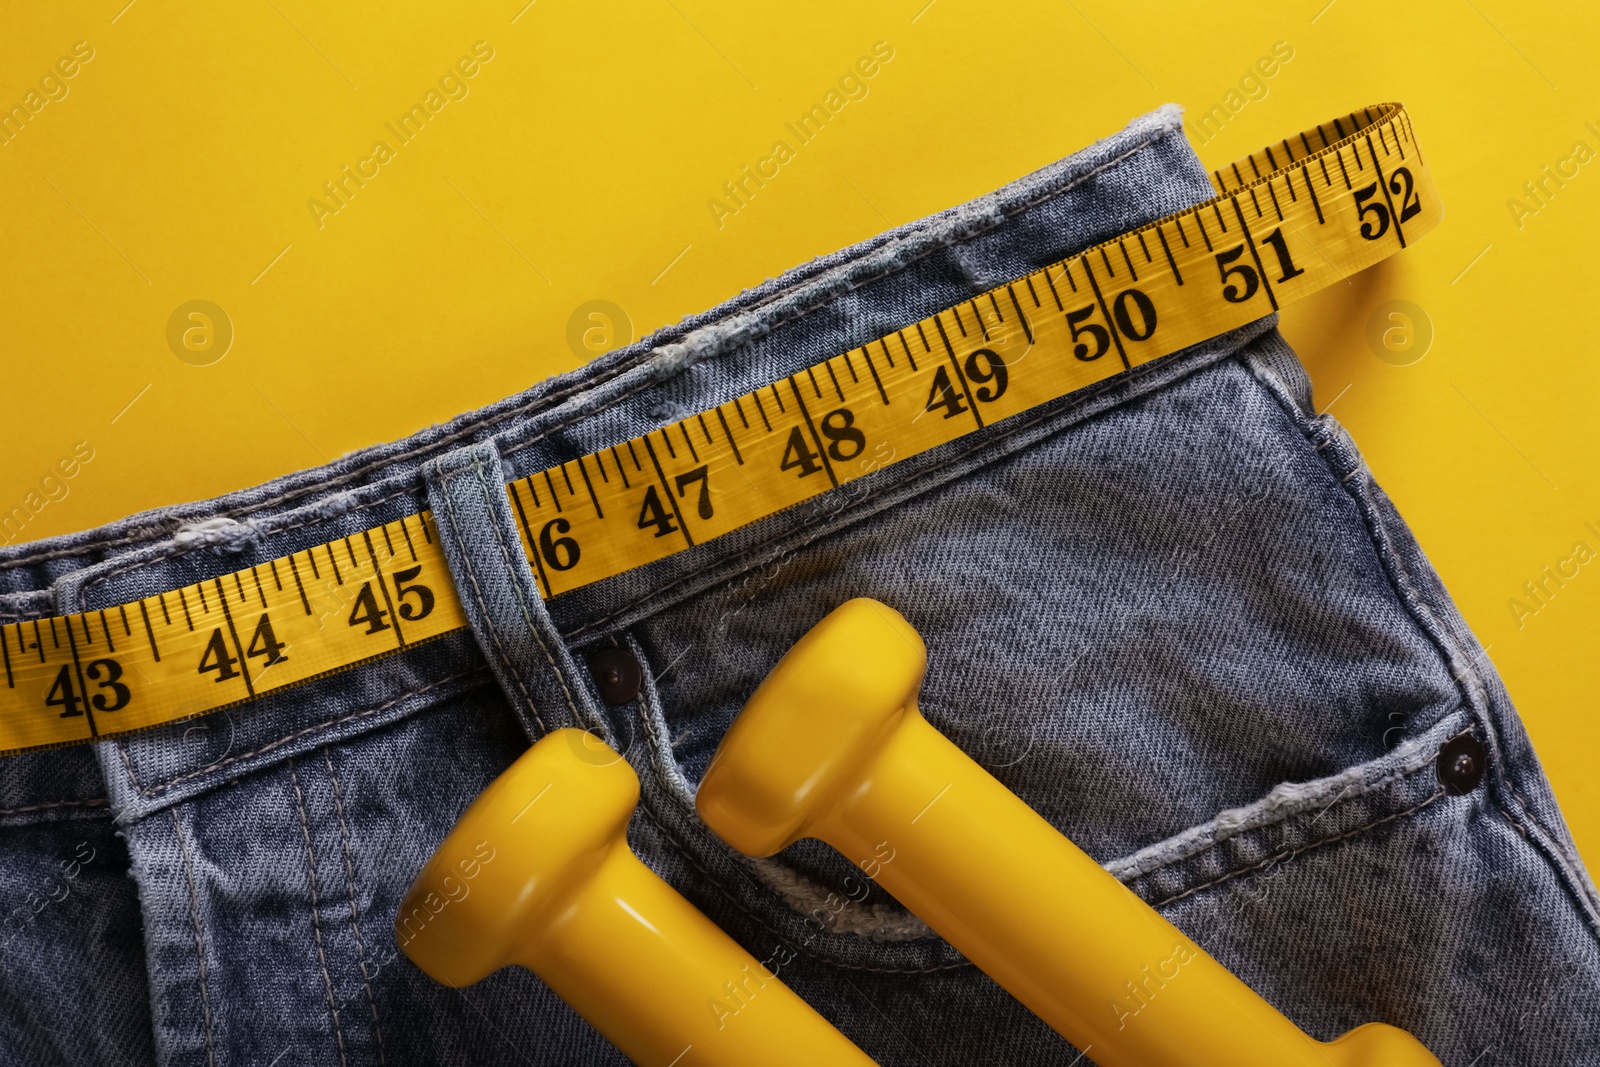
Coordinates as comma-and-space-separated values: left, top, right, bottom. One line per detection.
1, 103, 1597, 1066
421, 443, 607, 744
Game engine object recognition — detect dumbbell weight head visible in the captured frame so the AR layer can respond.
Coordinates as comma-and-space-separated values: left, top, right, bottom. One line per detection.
696, 598, 926, 857
696, 599, 1443, 1067
398, 728, 879, 1067
398, 728, 636, 987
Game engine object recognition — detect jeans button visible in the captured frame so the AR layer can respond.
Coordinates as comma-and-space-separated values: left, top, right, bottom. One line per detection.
1437, 734, 1487, 795
588, 647, 642, 706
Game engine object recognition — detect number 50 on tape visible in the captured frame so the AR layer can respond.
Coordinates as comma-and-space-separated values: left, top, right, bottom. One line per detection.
0, 103, 1440, 755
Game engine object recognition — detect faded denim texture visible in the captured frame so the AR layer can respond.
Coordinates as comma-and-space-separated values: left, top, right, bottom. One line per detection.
1, 104, 1597, 1066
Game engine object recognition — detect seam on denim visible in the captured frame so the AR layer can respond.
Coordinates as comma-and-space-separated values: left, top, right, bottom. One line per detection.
1110, 734, 1449, 883
0, 797, 108, 815
496, 132, 1182, 476
1253, 354, 1495, 747
627, 637, 874, 936
1356, 493, 1586, 909
1148, 785, 1448, 909
65, 130, 1181, 614
323, 748, 387, 1066
468, 450, 581, 730
0, 598, 58, 620
125, 670, 486, 799
627, 635, 940, 950
1284, 356, 1598, 907
76, 483, 422, 603
1479, 709, 1600, 935
0, 591, 55, 618
629, 766, 968, 975
437, 460, 548, 737
1242, 342, 1600, 940
566, 328, 1266, 641
169, 807, 219, 1067
290, 762, 351, 1067
115, 732, 143, 793
27, 120, 1180, 581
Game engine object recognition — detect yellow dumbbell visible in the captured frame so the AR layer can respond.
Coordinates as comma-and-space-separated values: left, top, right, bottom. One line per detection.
397, 728, 877, 1067
696, 598, 1442, 1067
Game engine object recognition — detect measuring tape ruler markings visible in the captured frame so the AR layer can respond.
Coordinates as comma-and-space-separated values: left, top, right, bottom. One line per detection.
508, 104, 1437, 597
0, 514, 469, 752
0, 103, 1439, 755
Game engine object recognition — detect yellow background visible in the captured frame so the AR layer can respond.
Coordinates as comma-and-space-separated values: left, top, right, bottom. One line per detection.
1, 2, 1595, 861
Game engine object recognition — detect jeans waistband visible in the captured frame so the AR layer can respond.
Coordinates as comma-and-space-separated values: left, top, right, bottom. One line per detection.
0, 103, 1272, 816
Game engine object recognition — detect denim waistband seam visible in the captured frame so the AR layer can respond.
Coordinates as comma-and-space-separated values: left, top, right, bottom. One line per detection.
0, 796, 108, 816
0, 591, 54, 619
564, 321, 1273, 642
433, 456, 552, 736
170, 805, 220, 1065
288, 761, 353, 1066
464, 447, 586, 731
9, 115, 1184, 583
1147, 782, 1448, 910
321, 748, 390, 1064
71, 483, 426, 612
1245, 338, 1600, 939
115, 668, 489, 800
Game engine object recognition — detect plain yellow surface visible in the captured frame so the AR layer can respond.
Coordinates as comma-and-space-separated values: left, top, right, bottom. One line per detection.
1, 2, 1595, 863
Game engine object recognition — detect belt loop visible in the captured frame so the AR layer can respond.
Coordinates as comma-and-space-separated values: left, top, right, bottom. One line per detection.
422, 439, 605, 743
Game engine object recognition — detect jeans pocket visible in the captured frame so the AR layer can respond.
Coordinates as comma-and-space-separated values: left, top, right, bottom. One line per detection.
597, 344, 1468, 971
1104, 709, 1600, 1063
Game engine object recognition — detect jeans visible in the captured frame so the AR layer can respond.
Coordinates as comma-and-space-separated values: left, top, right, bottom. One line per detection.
1, 103, 1596, 1067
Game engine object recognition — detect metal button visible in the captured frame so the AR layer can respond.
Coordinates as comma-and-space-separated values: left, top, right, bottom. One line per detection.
1437, 734, 1487, 796
588, 647, 642, 706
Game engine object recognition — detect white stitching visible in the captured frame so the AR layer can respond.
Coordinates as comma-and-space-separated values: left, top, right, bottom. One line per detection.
0, 797, 108, 815
467, 450, 583, 728
126, 670, 485, 798
1149, 787, 1448, 909
169, 807, 218, 1067
290, 762, 351, 1067
437, 461, 548, 736
323, 748, 387, 1066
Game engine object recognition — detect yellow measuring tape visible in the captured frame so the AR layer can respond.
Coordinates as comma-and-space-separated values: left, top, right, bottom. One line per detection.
0, 103, 1439, 756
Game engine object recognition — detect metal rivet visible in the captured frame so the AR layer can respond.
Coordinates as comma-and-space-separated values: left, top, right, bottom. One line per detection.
1437, 734, 1487, 796
588, 647, 642, 706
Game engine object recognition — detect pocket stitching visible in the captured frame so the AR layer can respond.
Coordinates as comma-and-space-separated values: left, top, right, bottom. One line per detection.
1148, 780, 1447, 910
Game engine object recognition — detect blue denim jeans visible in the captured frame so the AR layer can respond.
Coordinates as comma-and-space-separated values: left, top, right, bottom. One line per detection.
2, 104, 1597, 1067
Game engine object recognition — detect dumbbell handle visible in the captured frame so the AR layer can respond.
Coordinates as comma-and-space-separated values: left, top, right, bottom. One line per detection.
399, 729, 876, 1067
807, 709, 1438, 1067
528, 839, 872, 1067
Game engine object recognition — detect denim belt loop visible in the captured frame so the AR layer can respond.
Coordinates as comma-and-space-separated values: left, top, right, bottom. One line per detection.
422, 438, 605, 744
